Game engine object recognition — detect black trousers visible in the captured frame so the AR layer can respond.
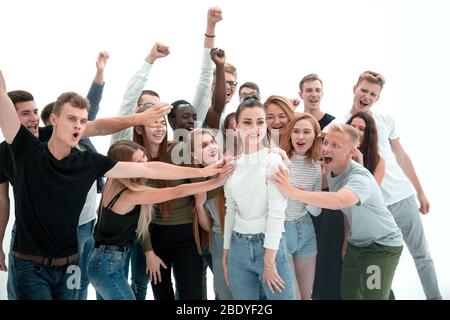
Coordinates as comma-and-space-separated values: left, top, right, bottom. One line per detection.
311, 208, 345, 300
150, 223, 203, 300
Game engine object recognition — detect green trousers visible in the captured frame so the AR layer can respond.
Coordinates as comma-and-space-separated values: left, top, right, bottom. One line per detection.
341, 242, 402, 300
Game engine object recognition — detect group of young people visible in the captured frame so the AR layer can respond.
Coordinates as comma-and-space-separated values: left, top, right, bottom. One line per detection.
0, 6, 441, 301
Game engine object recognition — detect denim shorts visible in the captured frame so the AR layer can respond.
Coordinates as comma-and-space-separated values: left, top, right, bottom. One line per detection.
285, 214, 317, 259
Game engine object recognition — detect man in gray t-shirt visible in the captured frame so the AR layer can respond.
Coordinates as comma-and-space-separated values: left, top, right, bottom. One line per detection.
272, 123, 402, 300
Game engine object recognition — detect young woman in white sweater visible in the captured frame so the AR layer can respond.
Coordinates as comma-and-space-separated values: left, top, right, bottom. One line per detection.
222, 96, 295, 300
280, 114, 322, 299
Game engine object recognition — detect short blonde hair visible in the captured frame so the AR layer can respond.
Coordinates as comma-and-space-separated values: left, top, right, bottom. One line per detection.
323, 122, 359, 148
355, 71, 385, 89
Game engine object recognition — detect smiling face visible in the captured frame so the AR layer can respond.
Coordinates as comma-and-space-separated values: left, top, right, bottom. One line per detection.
16, 101, 40, 137
350, 117, 366, 146
173, 105, 197, 131
352, 80, 382, 113
236, 106, 267, 149
192, 132, 220, 166
290, 119, 316, 156
50, 103, 88, 148
138, 117, 167, 145
225, 72, 237, 104
266, 103, 290, 135
300, 79, 323, 112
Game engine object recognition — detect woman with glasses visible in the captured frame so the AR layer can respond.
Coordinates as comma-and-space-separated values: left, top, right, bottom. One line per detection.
222, 96, 295, 300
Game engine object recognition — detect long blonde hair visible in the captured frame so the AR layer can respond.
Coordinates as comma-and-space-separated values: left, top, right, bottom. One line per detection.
107, 140, 153, 240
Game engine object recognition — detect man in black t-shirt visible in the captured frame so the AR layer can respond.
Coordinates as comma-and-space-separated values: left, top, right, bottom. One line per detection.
298, 73, 343, 300
298, 73, 335, 128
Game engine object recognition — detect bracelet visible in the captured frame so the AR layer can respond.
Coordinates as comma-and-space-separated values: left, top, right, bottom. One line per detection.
204, 33, 215, 38
264, 259, 277, 270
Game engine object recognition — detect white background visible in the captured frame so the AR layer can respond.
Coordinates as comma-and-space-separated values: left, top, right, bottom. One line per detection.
1, 0, 449, 300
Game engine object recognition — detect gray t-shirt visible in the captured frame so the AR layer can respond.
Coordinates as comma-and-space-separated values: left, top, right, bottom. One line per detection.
327, 160, 403, 247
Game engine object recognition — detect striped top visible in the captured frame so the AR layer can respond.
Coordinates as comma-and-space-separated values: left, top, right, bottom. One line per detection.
285, 154, 322, 220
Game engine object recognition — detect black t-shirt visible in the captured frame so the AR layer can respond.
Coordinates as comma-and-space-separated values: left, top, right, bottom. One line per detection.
0, 126, 53, 186
94, 204, 141, 248
8, 125, 117, 257
318, 113, 335, 130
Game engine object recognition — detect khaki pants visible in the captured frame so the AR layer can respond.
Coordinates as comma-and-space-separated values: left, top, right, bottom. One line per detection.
341, 243, 402, 300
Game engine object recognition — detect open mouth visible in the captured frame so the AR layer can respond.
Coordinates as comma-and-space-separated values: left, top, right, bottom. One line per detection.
309, 99, 318, 104
73, 132, 80, 139
323, 156, 333, 164
360, 100, 369, 108
27, 125, 38, 131
296, 141, 306, 147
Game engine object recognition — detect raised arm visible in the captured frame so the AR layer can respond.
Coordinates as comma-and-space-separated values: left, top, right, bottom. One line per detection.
0, 72, 20, 144
193, 7, 223, 124
83, 103, 171, 138
204, 48, 226, 129
390, 138, 429, 214
104, 158, 234, 181
87, 51, 109, 121
110, 43, 170, 144
0, 182, 10, 271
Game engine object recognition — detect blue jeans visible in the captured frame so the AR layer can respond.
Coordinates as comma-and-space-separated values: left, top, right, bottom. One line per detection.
285, 215, 317, 259
7, 224, 16, 300
228, 232, 295, 300
75, 219, 95, 300
13, 255, 79, 300
88, 247, 136, 300
124, 238, 149, 300
211, 231, 233, 300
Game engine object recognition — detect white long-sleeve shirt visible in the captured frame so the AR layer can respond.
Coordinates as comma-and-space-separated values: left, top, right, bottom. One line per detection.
110, 61, 153, 145
192, 48, 214, 126
223, 148, 288, 250
285, 154, 322, 220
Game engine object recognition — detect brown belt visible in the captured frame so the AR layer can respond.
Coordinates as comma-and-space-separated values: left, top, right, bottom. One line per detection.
15, 252, 79, 267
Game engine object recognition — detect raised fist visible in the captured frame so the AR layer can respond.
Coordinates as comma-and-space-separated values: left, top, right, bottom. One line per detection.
210, 48, 226, 66
96, 51, 110, 72
207, 7, 223, 25
147, 42, 170, 64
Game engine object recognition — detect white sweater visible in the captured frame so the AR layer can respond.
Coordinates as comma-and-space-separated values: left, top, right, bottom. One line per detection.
224, 148, 288, 250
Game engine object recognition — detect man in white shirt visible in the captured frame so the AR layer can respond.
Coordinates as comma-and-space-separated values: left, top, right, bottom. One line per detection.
342, 71, 441, 300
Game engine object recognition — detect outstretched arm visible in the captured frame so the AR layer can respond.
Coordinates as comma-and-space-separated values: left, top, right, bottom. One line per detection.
272, 167, 359, 210
83, 103, 171, 138
0, 71, 20, 144
390, 138, 429, 214
124, 170, 232, 206
105, 158, 234, 181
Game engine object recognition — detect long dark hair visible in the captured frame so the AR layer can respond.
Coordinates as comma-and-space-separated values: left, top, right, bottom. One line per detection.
346, 112, 380, 174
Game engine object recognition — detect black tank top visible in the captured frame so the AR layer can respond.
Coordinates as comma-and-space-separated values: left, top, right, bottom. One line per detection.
93, 188, 141, 247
